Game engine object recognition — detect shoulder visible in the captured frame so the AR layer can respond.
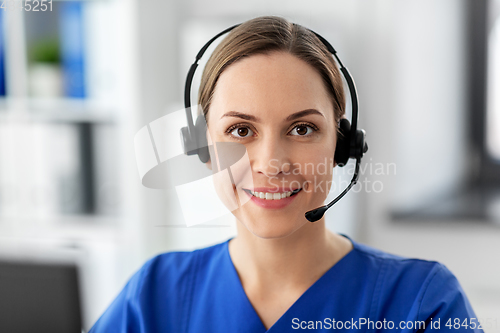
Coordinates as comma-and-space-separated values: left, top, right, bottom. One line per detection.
349, 239, 480, 330
89, 239, 229, 333
351, 239, 459, 294
131, 239, 228, 297
348, 239, 445, 290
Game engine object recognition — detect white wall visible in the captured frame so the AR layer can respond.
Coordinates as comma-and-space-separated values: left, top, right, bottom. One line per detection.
351, 0, 500, 328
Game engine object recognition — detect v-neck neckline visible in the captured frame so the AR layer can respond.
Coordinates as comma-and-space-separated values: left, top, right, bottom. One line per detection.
223, 234, 357, 332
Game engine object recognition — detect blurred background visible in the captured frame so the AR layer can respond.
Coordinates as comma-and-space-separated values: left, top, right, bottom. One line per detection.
0, 0, 499, 331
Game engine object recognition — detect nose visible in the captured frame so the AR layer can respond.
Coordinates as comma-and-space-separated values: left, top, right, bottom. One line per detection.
251, 134, 291, 177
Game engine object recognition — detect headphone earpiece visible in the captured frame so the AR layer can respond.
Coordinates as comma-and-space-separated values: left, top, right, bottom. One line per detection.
354, 128, 368, 160
180, 115, 210, 163
334, 118, 368, 167
334, 119, 351, 167
195, 115, 210, 163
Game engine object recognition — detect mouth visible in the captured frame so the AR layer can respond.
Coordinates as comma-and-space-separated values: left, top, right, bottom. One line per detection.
242, 188, 302, 200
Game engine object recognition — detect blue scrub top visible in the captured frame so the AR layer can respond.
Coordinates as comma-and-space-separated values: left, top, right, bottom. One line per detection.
89, 236, 483, 332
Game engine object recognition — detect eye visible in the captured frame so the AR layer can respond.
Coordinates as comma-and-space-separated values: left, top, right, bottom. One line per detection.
230, 126, 254, 138
289, 124, 315, 136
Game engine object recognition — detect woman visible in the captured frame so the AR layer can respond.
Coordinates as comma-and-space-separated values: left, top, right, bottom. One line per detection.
90, 16, 482, 332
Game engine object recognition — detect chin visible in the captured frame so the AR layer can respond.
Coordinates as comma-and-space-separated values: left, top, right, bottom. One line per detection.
235, 211, 308, 239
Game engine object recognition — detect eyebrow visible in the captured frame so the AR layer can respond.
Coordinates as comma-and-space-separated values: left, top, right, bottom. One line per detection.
220, 109, 325, 122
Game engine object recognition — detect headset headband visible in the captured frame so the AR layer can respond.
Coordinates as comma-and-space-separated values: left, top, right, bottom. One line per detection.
183, 24, 359, 152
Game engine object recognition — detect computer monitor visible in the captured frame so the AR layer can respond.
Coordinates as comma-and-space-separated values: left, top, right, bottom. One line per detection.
0, 260, 82, 333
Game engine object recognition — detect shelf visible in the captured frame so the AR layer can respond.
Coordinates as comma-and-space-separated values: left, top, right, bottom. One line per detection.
0, 98, 116, 124
391, 185, 500, 224
0, 214, 123, 242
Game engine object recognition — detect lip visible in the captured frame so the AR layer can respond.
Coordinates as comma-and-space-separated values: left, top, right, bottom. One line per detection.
244, 187, 301, 192
242, 188, 302, 209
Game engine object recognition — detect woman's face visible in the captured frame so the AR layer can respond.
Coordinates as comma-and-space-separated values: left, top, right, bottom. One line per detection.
207, 51, 337, 239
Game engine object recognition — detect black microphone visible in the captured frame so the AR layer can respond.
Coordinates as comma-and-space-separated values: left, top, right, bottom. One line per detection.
305, 157, 361, 222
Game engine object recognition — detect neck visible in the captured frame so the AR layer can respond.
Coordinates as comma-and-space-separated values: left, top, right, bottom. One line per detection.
228, 218, 352, 291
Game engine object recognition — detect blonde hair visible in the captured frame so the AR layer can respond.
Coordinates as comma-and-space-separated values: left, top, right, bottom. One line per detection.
198, 16, 345, 125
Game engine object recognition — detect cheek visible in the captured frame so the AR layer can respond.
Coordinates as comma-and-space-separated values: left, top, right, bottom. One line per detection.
299, 146, 335, 196
211, 143, 254, 211
212, 170, 239, 211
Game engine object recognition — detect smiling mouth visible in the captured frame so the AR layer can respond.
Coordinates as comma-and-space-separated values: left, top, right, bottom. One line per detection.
242, 188, 302, 200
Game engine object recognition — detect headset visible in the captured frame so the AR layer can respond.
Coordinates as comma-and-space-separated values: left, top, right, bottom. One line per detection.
181, 23, 368, 223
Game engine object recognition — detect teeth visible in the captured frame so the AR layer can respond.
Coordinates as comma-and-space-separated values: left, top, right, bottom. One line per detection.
249, 190, 296, 200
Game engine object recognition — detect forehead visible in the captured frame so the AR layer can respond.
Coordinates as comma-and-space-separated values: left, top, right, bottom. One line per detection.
209, 52, 334, 122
